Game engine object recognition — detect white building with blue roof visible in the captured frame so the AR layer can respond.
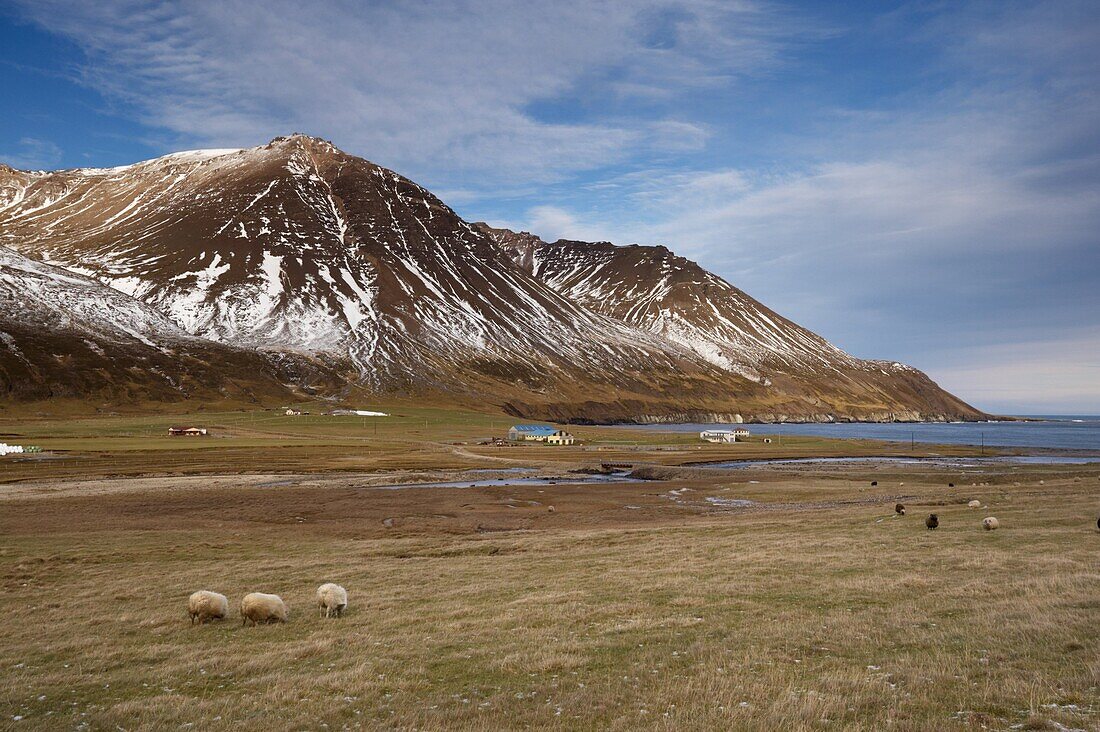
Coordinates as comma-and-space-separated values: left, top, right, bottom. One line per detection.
508, 424, 575, 445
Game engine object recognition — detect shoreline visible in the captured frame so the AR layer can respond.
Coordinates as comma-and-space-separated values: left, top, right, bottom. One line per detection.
610, 417, 1099, 455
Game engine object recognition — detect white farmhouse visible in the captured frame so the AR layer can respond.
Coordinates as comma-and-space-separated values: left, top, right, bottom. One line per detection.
700, 427, 750, 443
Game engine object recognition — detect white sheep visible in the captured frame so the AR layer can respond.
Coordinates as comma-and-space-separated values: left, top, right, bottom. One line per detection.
240, 592, 289, 625
982, 516, 999, 531
968, 500, 981, 509
316, 583, 348, 618
188, 590, 228, 625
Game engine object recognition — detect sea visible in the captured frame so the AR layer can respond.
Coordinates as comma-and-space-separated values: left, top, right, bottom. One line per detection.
624, 415, 1100, 453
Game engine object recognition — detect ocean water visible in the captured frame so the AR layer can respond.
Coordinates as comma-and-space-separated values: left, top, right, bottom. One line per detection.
700, 456, 1099, 469
624, 416, 1100, 452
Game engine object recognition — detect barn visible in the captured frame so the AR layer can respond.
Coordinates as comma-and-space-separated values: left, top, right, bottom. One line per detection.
508, 425, 576, 445
168, 427, 208, 437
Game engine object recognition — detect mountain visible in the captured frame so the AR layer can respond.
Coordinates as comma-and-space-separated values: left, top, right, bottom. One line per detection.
480, 226, 981, 422
0, 245, 337, 404
0, 136, 984, 422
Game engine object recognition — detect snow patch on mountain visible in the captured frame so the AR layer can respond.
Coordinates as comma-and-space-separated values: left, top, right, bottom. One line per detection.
0, 245, 189, 349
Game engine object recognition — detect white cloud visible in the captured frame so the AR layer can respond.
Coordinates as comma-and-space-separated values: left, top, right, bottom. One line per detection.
642, 120, 711, 152
929, 328, 1100, 415
499, 3, 1100, 404
0, 137, 63, 169
490, 205, 617, 244
12, 0, 795, 184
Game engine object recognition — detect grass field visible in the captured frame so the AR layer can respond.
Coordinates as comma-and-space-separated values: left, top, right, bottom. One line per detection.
0, 403, 1001, 484
1, 407, 1097, 730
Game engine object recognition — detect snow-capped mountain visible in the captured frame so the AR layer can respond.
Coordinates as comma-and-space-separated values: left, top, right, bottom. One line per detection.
481, 227, 861, 382
480, 225, 981, 421
0, 136, 983, 421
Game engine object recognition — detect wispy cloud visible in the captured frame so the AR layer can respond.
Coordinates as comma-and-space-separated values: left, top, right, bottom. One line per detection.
0, 137, 63, 169
929, 327, 1100, 415
495, 2, 1100, 411
11, 0, 799, 185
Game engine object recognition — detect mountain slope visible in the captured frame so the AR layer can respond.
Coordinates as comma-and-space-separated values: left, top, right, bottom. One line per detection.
0, 136, 739, 408
0, 245, 333, 404
0, 137, 983, 421
480, 226, 982, 422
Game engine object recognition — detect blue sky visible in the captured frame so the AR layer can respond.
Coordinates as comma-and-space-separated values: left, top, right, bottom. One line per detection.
2, 0, 1098, 414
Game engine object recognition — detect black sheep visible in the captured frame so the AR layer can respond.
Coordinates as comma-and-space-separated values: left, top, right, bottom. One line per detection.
926, 513, 939, 530
871, 481, 878, 487
895, 503, 905, 515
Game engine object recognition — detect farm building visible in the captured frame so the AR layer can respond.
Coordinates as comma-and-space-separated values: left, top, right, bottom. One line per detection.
508, 425, 556, 441
700, 427, 750, 443
325, 409, 389, 417
508, 425, 576, 445
168, 427, 208, 437
546, 431, 576, 446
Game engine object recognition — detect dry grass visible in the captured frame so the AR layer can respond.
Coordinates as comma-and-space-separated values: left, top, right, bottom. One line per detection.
1, 462, 1098, 730
0, 405, 996, 485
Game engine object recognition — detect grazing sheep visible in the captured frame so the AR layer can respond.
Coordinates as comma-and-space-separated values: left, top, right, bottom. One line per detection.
240, 593, 289, 626
316, 583, 348, 618
895, 503, 905, 515
188, 590, 228, 625
948, 483, 955, 488
968, 500, 981, 509
925, 513, 939, 530
870, 481, 878, 487
982, 516, 999, 531
547, 505, 556, 513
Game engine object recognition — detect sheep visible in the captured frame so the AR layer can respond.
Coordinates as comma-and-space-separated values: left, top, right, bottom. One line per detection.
982, 516, 999, 531
870, 481, 878, 487
895, 503, 905, 515
240, 592, 289, 626
316, 583, 348, 618
948, 483, 955, 488
968, 500, 981, 509
188, 590, 228, 625
925, 513, 939, 530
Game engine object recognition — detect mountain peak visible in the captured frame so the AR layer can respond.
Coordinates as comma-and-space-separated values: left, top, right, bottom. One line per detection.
266, 133, 343, 155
